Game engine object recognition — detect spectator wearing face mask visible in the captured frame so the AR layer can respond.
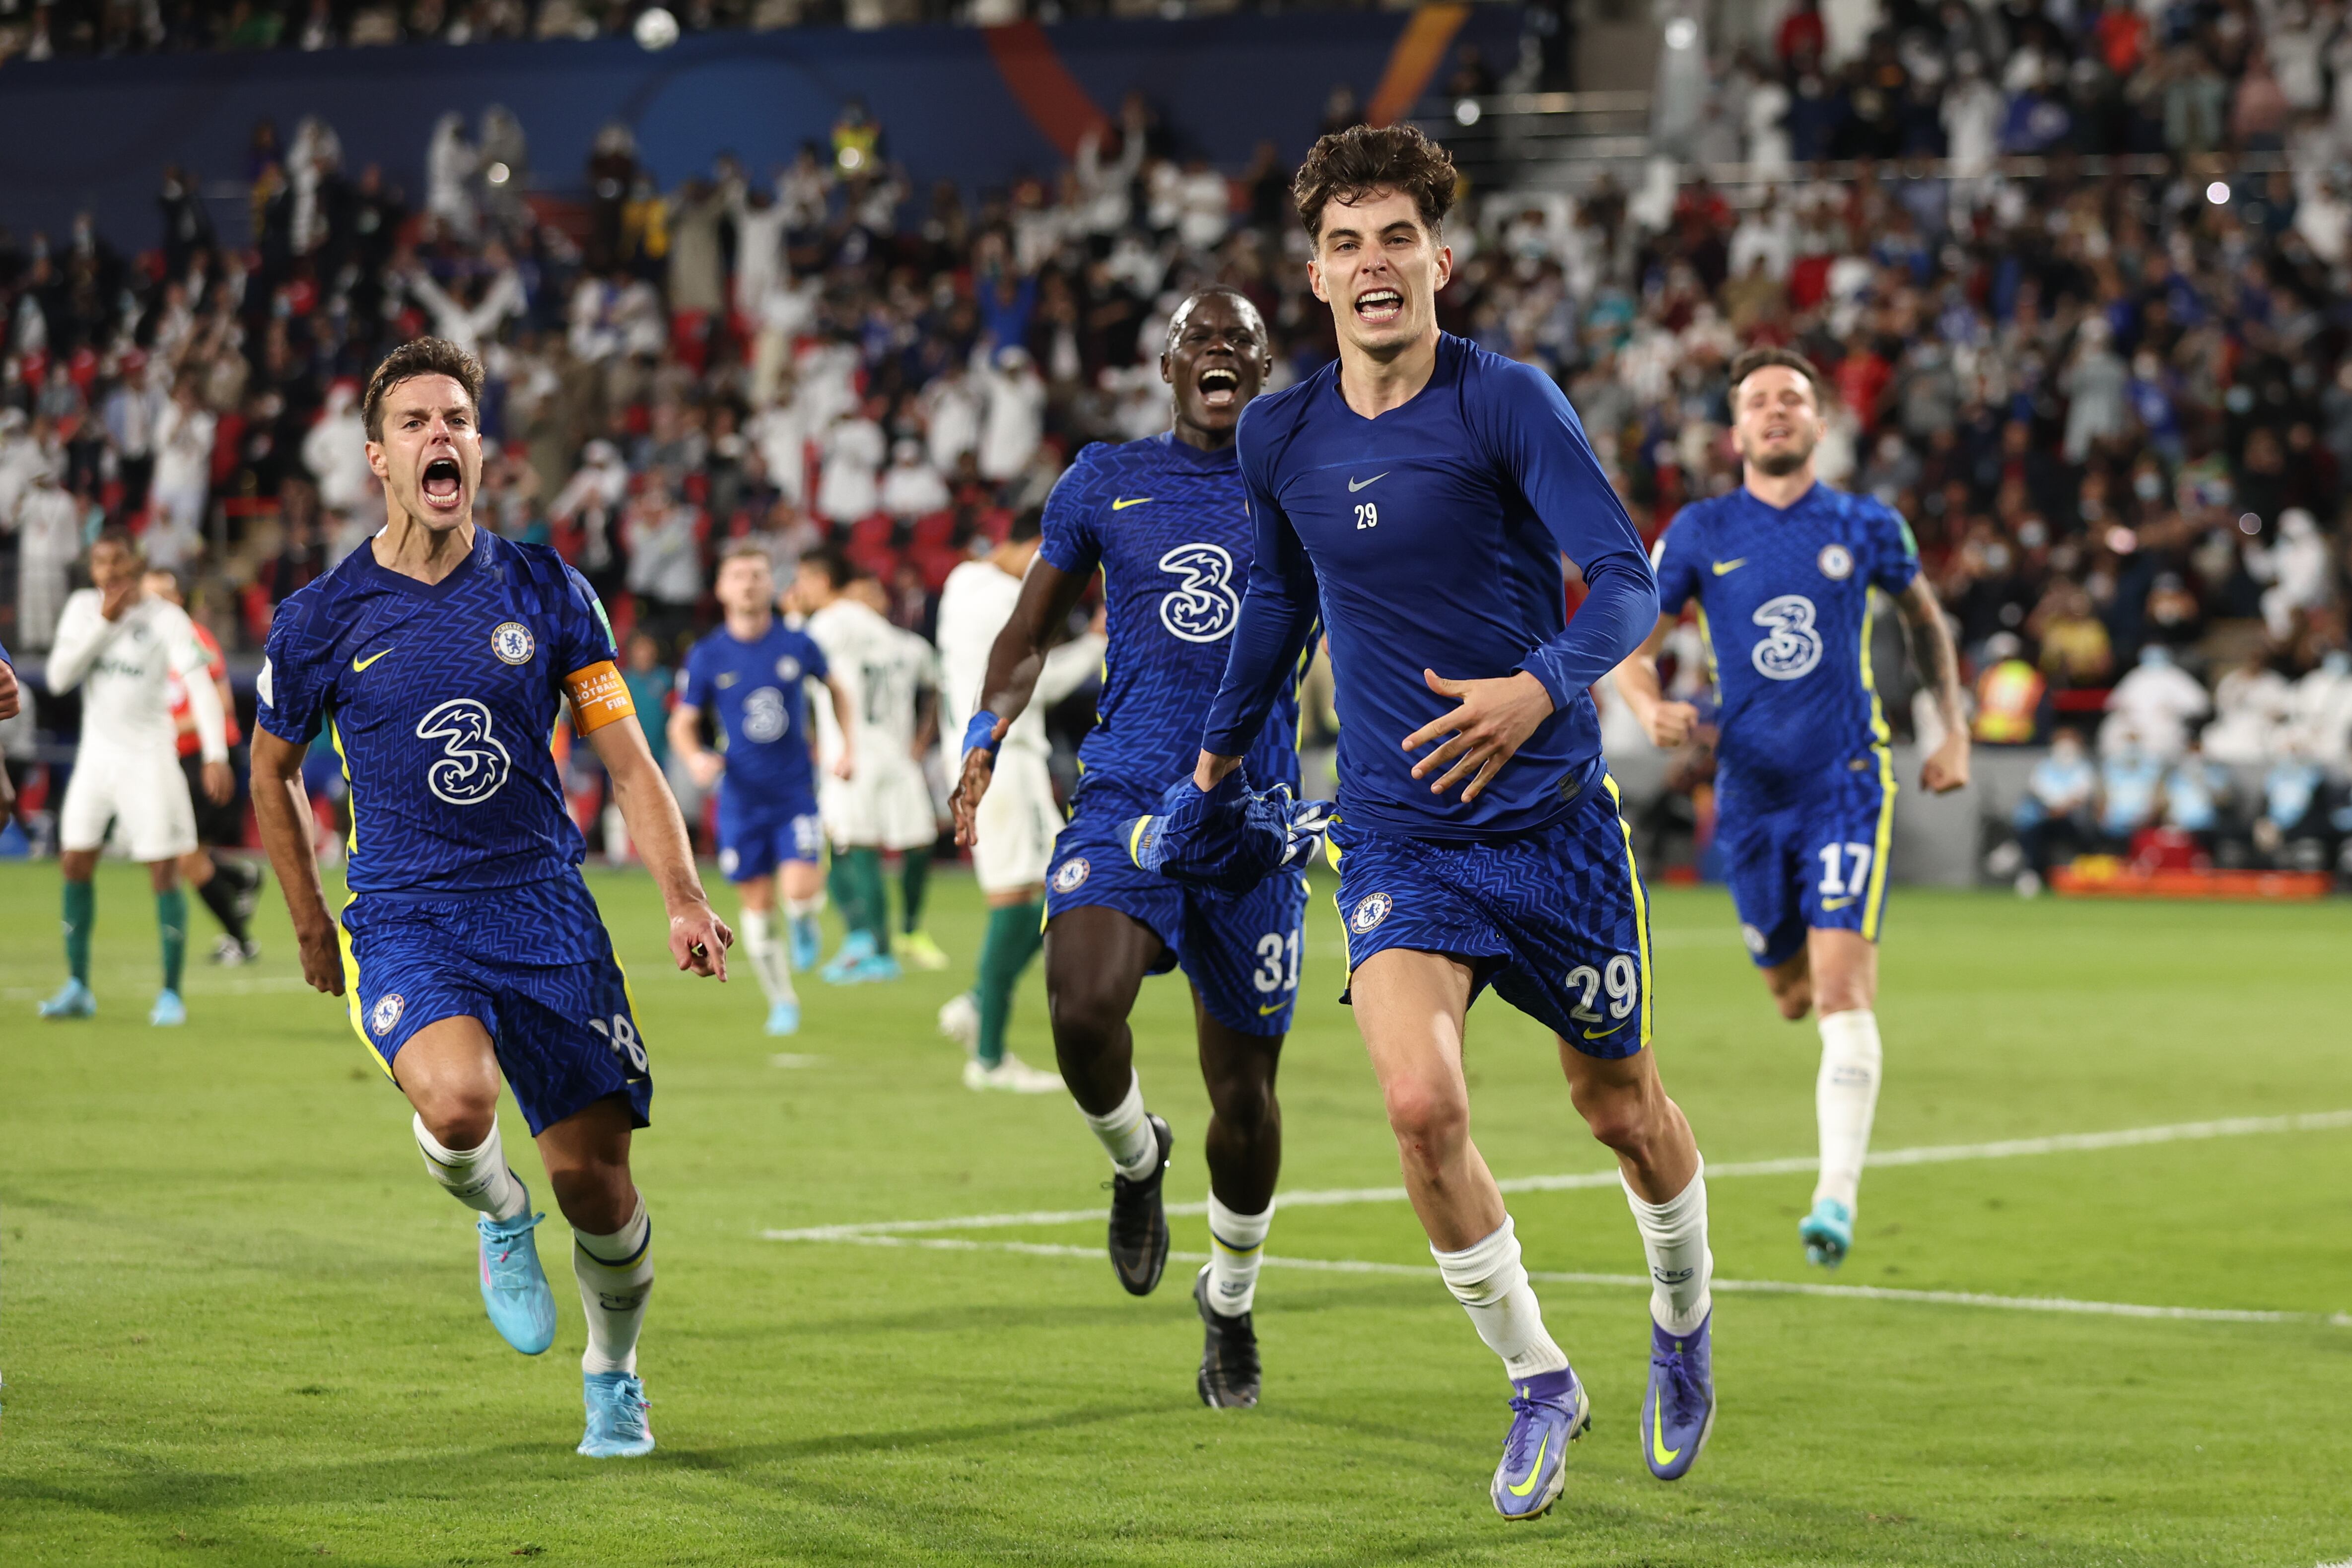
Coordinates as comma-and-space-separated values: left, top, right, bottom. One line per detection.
2010, 727, 2097, 893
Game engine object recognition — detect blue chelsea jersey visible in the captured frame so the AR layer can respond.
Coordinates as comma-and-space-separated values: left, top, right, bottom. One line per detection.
257, 530, 621, 899
1653, 482, 1921, 797
678, 619, 828, 814
1038, 430, 1303, 816
1203, 335, 1658, 841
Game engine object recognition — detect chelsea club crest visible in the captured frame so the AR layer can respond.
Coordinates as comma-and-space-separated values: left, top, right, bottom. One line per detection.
491, 621, 535, 665
1052, 858, 1091, 893
370, 993, 406, 1036
1817, 544, 1854, 581
1350, 892, 1393, 933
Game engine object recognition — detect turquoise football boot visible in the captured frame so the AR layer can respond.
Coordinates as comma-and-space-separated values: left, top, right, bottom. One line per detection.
149, 990, 187, 1027
39, 978, 95, 1019
477, 1205, 557, 1355
764, 999, 801, 1036
788, 913, 822, 972
1799, 1197, 1854, 1269
578, 1370, 655, 1458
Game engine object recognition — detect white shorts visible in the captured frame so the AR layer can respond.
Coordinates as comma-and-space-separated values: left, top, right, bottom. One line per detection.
61, 746, 198, 861
821, 755, 939, 852
972, 748, 1062, 895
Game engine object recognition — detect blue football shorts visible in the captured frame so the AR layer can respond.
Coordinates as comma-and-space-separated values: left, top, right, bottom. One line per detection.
1715, 750, 1897, 969
1043, 800, 1312, 1036
339, 871, 651, 1135
1326, 773, 1654, 1060
715, 785, 824, 883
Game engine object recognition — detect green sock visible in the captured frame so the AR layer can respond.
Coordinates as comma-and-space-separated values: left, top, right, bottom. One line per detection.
848, 847, 890, 954
826, 851, 857, 937
157, 887, 189, 995
63, 879, 94, 985
974, 902, 1045, 1067
900, 851, 931, 935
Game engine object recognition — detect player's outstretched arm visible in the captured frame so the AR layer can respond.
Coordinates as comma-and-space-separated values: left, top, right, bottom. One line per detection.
951, 556, 1089, 845
1610, 616, 1702, 750
1895, 575, 1971, 793
587, 714, 732, 980
251, 728, 345, 996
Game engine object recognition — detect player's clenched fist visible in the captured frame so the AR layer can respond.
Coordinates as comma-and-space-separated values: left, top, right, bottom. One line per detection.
295, 920, 346, 996
1639, 698, 1701, 750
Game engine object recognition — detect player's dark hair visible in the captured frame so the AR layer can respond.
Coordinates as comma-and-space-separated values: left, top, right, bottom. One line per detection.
1164, 285, 1266, 353
718, 539, 776, 570
1727, 346, 1827, 404
804, 545, 857, 591
93, 525, 143, 560
363, 336, 486, 442
1292, 124, 1456, 243
1006, 507, 1044, 544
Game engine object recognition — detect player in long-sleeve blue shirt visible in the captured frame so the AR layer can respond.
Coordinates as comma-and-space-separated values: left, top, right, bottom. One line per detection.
1194, 127, 1719, 1516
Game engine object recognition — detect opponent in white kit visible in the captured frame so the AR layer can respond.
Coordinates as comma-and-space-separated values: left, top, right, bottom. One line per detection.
933, 507, 1100, 1091
40, 529, 232, 1026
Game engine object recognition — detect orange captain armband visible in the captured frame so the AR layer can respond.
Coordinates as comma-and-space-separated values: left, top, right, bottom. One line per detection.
563, 661, 637, 736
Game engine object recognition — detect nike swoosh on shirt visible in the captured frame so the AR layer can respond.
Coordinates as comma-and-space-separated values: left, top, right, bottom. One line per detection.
1111, 496, 1153, 510
351, 649, 394, 672
1821, 896, 1857, 911
1711, 559, 1747, 575
1348, 473, 1389, 492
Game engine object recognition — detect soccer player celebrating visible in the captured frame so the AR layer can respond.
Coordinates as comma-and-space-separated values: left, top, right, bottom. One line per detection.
146, 565, 269, 966
951, 285, 1308, 1409
670, 541, 857, 1037
933, 509, 1099, 1092
1197, 128, 1714, 1515
248, 338, 730, 1460
1611, 347, 1968, 1270
40, 530, 232, 1027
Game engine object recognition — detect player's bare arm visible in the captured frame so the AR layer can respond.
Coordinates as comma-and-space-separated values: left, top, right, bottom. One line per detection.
250, 727, 344, 996
667, 699, 724, 791
1402, 668, 1557, 804
952, 555, 1089, 843
0, 653, 17, 720
586, 712, 732, 979
823, 674, 857, 779
1894, 575, 1971, 793
1610, 617, 1701, 749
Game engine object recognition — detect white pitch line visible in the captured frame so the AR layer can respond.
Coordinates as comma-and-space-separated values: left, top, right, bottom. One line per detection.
794, 1233, 2352, 1329
760, 1108, 2352, 1243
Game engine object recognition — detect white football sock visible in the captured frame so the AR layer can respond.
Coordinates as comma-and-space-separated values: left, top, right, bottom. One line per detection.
1622, 1162, 1714, 1337
739, 909, 796, 1007
573, 1198, 654, 1376
785, 892, 826, 921
413, 1113, 529, 1222
1081, 1072, 1160, 1180
1432, 1216, 1570, 1379
1205, 1193, 1272, 1317
1813, 1008, 1882, 1213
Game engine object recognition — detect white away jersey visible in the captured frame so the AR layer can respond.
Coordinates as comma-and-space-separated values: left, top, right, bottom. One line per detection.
805, 598, 937, 768
47, 590, 226, 759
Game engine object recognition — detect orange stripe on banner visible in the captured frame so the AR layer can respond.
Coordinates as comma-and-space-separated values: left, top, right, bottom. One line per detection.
1366, 3, 1471, 129
982, 21, 1111, 160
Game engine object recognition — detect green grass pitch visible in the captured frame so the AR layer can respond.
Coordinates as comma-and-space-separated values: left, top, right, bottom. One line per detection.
3, 859, 2349, 1566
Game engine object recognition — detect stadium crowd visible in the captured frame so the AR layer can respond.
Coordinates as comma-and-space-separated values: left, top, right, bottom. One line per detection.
4, 0, 2352, 883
